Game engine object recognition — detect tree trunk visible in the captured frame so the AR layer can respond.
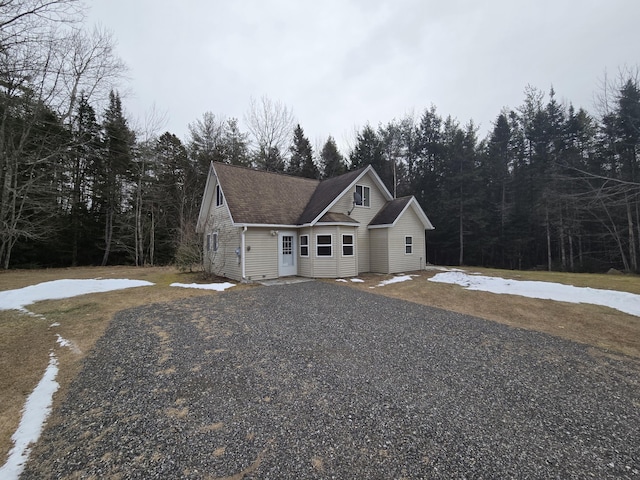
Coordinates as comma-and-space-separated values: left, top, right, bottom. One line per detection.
627, 196, 637, 272
546, 206, 552, 271
101, 208, 113, 266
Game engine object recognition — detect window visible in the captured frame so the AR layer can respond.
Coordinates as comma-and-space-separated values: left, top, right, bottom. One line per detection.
316, 234, 332, 257
213, 232, 219, 252
206, 234, 211, 251
355, 185, 370, 207
216, 185, 224, 207
405, 236, 413, 254
342, 234, 354, 256
300, 235, 309, 257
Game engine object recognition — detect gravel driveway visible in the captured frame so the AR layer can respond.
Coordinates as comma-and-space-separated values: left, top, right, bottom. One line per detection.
22, 281, 640, 479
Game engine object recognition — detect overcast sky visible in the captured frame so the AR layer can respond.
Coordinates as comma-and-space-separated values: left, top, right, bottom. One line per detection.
88, 0, 640, 153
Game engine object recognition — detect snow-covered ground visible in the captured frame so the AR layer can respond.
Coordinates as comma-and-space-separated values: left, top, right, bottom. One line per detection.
428, 270, 640, 317
170, 282, 235, 291
0, 277, 234, 479
0, 279, 154, 312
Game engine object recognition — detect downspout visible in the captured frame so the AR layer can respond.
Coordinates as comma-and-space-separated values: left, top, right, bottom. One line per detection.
241, 226, 247, 281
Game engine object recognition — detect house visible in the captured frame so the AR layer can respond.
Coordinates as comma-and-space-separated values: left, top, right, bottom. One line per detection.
196, 162, 435, 282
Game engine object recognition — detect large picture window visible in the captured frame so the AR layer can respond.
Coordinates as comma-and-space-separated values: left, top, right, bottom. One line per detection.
342, 234, 354, 256
405, 236, 413, 255
355, 184, 370, 207
316, 234, 333, 257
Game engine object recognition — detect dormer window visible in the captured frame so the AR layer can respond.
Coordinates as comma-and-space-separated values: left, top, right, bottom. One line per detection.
216, 184, 224, 207
355, 185, 370, 207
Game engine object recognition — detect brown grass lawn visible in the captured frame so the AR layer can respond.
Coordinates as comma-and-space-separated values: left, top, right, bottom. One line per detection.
1, 265, 639, 468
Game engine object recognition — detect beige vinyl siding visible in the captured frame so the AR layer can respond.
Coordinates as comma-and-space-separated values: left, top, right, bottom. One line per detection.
244, 228, 278, 281
369, 228, 389, 273
203, 196, 242, 281
310, 225, 339, 278
330, 172, 388, 274
388, 208, 426, 273
337, 227, 358, 277
298, 228, 312, 278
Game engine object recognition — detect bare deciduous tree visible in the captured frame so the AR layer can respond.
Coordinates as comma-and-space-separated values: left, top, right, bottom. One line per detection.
244, 95, 295, 170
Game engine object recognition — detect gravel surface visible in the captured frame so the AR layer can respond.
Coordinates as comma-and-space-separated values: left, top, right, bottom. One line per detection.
22, 281, 640, 479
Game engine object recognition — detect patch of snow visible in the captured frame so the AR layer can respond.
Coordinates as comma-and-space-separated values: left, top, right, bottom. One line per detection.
429, 271, 640, 317
377, 275, 415, 287
0, 279, 154, 312
350, 278, 365, 283
49, 322, 60, 327
55, 334, 81, 354
0, 352, 59, 480
170, 282, 235, 292
335, 279, 348, 283
425, 266, 466, 272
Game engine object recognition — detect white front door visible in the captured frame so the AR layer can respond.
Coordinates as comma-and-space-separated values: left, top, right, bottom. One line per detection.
278, 231, 297, 277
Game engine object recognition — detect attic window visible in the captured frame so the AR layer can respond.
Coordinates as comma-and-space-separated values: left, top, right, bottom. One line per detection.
355, 185, 370, 207
216, 185, 224, 207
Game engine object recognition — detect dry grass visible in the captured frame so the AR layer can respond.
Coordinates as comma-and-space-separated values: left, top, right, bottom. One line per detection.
339, 267, 640, 360
2, 264, 639, 469
0, 265, 253, 466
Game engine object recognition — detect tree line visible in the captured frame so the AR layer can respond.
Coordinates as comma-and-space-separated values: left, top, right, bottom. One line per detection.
2, 1, 639, 272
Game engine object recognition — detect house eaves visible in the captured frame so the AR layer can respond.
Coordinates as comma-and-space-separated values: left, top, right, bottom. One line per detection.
300, 165, 394, 226
368, 196, 435, 230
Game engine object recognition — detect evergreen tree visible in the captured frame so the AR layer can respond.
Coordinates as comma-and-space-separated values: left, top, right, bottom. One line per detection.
288, 124, 318, 178
97, 90, 135, 266
320, 136, 346, 179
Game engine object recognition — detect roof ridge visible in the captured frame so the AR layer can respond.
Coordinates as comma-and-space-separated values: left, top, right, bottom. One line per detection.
213, 162, 320, 184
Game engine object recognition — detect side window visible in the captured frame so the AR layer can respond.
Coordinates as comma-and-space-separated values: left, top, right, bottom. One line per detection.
300, 235, 309, 257
342, 234, 354, 256
405, 236, 412, 254
213, 232, 219, 252
206, 234, 211, 251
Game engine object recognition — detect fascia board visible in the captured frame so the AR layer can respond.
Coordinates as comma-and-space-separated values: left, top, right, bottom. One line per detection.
309, 165, 393, 226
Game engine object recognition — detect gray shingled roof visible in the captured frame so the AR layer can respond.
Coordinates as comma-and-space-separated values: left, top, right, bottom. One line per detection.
369, 196, 412, 226
213, 163, 319, 225
297, 167, 368, 224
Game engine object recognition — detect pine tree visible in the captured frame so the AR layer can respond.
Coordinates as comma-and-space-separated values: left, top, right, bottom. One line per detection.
320, 136, 346, 179
288, 124, 317, 178
97, 90, 135, 266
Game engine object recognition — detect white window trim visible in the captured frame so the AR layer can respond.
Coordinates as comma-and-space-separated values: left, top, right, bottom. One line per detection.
342, 234, 354, 257
299, 234, 309, 257
355, 184, 370, 208
405, 236, 413, 255
316, 234, 333, 258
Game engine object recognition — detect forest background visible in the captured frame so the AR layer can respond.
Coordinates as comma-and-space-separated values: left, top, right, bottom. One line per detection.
2, 1, 640, 273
